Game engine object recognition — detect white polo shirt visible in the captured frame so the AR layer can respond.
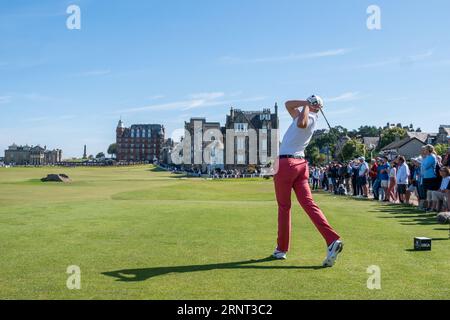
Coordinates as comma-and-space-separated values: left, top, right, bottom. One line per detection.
280, 113, 318, 157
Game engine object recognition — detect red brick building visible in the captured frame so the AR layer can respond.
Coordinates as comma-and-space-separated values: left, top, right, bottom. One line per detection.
116, 120, 165, 163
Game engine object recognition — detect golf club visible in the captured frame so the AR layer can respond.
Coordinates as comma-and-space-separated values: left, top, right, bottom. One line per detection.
319, 108, 333, 131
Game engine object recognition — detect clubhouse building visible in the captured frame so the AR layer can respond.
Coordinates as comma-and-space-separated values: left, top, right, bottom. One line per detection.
4, 144, 62, 165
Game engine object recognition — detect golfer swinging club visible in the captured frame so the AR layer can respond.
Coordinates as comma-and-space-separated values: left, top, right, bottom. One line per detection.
272, 95, 343, 267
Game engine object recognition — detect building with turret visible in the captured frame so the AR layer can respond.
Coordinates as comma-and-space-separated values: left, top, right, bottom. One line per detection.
116, 120, 165, 163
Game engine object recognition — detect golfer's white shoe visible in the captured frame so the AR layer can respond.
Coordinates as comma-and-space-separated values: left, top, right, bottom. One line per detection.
322, 240, 344, 267
272, 249, 287, 260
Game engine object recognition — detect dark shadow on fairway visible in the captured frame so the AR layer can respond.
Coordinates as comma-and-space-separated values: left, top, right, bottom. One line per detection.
148, 166, 187, 178
149, 166, 167, 172
371, 204, 442, 226
102, 257, 325, 282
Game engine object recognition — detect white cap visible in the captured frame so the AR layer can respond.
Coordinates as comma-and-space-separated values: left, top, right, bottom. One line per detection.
307, 95, 324, 108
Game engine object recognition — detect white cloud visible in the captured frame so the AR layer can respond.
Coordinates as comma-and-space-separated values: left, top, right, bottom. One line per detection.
116, 92, 266, 114
188, 92, 225, 100
220, 48, 352, 64
325, 92, 360, 103
356, 50, 434, 69
407, 50, 434, 63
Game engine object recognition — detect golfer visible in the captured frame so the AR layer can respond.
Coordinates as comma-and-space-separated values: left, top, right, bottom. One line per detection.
272, 95, 343, 267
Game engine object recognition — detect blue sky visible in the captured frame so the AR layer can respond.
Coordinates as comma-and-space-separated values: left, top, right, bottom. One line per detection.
1, 0, 450, 158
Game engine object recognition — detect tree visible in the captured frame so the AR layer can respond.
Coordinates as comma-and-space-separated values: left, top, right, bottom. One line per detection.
341, 139, 366, 161
107, 143, 117, 158
356, 125, 381, 137
307, 146, 321, 165
96, 152, 105, 159
434, 144, 448, 157
308, 126, 344, 152
379, 127, 408, 150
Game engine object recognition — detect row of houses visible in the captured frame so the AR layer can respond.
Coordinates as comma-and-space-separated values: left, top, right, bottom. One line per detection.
338, 125, 450, 160
380, 126, 450, 159
3, 144, 62, 165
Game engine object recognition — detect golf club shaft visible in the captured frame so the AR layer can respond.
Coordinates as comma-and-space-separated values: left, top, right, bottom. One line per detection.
320, 108, 333, 131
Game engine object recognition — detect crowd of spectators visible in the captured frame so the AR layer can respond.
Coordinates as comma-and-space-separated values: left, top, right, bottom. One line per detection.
166, 166, 264, 179
309, 145, 450, 213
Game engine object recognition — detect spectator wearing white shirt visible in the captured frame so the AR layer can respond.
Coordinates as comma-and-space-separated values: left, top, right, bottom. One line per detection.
395, 156, 410, 204
355, 157, 369, 198
359, 157, 369, 198
312, 167, 320, 191
430, 167, 450, 212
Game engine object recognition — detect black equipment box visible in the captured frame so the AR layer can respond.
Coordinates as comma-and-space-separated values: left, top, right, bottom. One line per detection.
414, 237, 432, 251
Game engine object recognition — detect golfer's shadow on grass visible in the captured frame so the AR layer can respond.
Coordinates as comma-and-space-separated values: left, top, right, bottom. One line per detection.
102, 257, 325, 282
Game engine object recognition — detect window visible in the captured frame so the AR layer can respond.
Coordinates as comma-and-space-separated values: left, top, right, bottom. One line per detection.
237, 154, 245, 163
234, 123, 248, 132
261, 139, 267, 151
237, 137, 245, 150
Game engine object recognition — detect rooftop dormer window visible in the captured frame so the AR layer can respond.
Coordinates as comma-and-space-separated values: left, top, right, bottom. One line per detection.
234, 123, 248, 132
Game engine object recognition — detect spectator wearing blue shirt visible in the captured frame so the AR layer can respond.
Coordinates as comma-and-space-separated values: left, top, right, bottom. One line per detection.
378, 157, 390, 201
421, 145, 437, 180
421, 145, 441, 210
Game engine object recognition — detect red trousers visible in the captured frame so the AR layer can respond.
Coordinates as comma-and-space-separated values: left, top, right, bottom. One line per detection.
274, 158, 340, 252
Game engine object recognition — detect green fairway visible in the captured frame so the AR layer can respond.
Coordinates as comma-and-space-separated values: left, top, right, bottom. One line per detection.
0, 165, 449, 300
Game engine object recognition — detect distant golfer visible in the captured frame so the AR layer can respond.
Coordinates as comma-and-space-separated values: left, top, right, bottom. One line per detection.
272, 95, 343, 267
